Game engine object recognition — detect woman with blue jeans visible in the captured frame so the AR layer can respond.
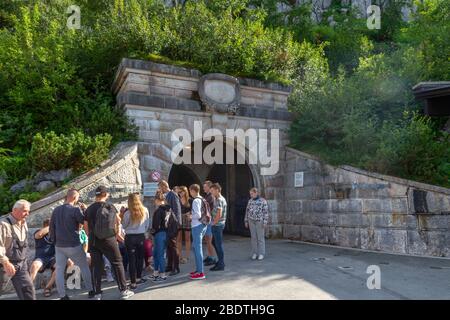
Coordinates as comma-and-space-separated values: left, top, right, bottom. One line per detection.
189, 184, 207, 280
150, 191, 171, 282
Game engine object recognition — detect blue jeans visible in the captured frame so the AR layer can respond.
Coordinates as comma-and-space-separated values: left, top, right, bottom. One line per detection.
211, 225, 225, 267
191, 224, 207, 273
153, 231, 167, 273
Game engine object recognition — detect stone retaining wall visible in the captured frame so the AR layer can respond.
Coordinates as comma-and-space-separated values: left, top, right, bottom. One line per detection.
282, 147, 450, 257
2, 142, 142, 230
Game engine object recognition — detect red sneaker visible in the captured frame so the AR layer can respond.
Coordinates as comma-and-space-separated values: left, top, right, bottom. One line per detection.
189, 271, 196, 275
190, 272, 206, 280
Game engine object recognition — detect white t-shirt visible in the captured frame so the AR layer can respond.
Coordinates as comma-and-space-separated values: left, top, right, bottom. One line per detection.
191, 197, 203, 228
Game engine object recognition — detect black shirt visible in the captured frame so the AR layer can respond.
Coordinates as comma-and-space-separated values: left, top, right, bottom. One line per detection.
84, 201, 118, 245
151, 204, 171, 234
181, 198, 193, 214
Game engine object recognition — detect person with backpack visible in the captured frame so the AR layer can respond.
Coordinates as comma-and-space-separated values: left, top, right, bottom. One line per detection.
84, 186, 134, 300
157, 180, 181, 275
209, 183, 227, 271
49, 189, 94, 300
150, 191, 176, 282
188, 184, 210, 280
121, 193, 150, 289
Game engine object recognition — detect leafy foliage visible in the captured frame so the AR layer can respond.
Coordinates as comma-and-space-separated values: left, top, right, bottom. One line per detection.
30, 131, 112, 173
0, 0, 449, 215
289, 0, 449, 187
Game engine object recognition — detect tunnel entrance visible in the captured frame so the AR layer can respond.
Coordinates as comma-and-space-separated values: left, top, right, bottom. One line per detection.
168, 164, 202, 190
168, 141, 254, 236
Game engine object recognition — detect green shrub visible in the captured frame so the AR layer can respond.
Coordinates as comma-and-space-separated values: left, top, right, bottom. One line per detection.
369, 115, 450, 187
0, 187, 48, 215
0, 187, 15, 214
0, 155, 30, 184
30, 131, 112, 173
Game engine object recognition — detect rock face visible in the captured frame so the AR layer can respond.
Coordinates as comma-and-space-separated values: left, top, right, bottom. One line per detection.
35, 169, 73, 184
35, 180, 56, 192
9, 179, 30, 193
8, 169, 73, 195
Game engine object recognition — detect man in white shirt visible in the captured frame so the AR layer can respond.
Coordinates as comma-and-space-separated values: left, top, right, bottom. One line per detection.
188, 184, 207, 280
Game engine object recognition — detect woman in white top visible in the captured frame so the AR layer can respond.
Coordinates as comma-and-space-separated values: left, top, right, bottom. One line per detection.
121, 193, 150, 289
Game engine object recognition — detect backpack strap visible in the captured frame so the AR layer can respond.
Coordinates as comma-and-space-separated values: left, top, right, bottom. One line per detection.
6, 217, 27, 247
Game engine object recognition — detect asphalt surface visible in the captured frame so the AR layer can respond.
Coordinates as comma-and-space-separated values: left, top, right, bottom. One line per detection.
1, 235, 449, 300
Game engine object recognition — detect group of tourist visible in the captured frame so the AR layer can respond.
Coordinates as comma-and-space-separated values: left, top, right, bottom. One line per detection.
0, 179, 269, 300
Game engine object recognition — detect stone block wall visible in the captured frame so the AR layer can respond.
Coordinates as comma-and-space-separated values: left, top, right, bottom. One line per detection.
8, 142, 142, 229
283, 147, 450, 257
112, 58, 292, 234
113, 58, 292, 121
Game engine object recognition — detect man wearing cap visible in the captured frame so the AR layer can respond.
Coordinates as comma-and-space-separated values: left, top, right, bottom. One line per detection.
84, 186, 134, 300
50, 188, 94, 300
0, 199, 36, 300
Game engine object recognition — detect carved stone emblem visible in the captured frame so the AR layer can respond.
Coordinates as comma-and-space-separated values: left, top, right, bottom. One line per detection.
198, 73, 240, 115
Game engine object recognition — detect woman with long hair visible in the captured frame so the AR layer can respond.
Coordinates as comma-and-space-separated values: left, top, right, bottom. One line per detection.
177, 186, 192, 264
122, 193, 150, 289
150, 190, 175, 282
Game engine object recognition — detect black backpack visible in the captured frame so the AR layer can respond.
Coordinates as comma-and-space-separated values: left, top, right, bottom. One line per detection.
165, 208, 179, 239
93, 203, 117, 240
195, 197, 211, 225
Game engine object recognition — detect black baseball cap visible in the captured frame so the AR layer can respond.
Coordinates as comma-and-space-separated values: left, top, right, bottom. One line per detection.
95, 185, 108, 195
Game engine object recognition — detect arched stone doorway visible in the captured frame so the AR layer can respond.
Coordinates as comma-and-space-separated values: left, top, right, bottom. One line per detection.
168, 164, 201, 190
168, 141, 255, 236
206, 163, 253, 236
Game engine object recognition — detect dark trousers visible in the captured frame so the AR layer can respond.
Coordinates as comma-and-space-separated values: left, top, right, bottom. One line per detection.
90, 237, 127, 294
125, 233, 145, 284
11, 260, 35, 300
118, 241, 128, 272
212, 225, 225, 267
166, 236, 179, 272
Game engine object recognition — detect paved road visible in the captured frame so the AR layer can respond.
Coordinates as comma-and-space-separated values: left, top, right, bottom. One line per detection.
2, 236, 450, 300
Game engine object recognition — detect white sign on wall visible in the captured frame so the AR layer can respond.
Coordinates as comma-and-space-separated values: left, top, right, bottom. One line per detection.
143, 182, 159, 197
294, 172, 304, 188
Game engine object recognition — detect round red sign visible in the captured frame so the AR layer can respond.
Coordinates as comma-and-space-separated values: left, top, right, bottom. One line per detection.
151, 171, 161, 182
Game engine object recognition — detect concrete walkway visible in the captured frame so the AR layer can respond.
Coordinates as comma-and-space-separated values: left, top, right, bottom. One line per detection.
2, 236, 449, 300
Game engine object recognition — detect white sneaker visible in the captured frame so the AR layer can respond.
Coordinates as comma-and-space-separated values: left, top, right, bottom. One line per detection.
251, 254, 257, 260
120, 289, 135, 300
94, 294, 102, 300
257, 254, 264, 260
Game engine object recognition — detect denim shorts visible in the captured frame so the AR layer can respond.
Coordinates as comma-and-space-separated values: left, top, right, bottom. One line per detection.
33, 255, 56, 272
